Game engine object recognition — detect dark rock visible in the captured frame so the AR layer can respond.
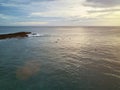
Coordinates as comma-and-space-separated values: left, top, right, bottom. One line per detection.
0, 32, 31, 40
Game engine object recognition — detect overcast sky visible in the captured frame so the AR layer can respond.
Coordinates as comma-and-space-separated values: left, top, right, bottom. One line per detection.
0, 0, 120, 26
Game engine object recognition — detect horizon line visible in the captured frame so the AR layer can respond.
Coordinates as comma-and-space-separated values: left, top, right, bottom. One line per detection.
0, 25, 120, 27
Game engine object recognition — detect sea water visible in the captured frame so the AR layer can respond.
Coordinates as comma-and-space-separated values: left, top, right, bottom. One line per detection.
0, 26, 120, 90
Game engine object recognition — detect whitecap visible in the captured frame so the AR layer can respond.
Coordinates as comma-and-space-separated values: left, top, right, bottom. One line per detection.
28, 32, 41, 37
28, 32, 52, 37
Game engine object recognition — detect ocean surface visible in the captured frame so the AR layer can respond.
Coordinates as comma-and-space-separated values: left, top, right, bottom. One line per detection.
0, 26, 120, 90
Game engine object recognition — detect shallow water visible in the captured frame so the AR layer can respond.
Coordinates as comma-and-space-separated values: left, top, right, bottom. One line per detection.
0, 26, 120, 90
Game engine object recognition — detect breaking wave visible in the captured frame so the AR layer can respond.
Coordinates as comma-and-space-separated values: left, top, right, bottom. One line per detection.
28, 32, 51, 37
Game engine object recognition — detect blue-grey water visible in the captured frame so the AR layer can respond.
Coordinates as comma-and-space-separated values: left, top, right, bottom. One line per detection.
0, 26, 120, 90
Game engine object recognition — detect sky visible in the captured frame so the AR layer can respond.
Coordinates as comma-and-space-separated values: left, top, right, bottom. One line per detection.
0, 0, 120, 26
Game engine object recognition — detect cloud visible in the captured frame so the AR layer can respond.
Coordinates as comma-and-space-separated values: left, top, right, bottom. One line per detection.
29, 0, 88, 18
0, 0, 120, 26
0, 14, 17, 20
0, 0, 55, 4
85, 0, 120, 7
87, 8, 120, 13
14, 21, 48, 26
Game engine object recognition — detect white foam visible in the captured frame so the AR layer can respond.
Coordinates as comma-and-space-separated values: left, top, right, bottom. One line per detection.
28, 33, 41, 37
28, 32, 52, 37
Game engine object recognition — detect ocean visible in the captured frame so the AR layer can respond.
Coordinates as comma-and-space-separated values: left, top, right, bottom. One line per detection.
0, 26, 120, 90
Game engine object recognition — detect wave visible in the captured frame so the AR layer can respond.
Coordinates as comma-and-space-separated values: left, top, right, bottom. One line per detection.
28, 32, 51, 37
104, 73, 120, 79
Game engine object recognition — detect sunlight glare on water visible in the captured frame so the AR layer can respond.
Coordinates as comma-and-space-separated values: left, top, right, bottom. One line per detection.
0, 26, 120, 90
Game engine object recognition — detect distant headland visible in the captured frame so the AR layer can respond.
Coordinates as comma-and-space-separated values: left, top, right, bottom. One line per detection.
0, 32, 31, 40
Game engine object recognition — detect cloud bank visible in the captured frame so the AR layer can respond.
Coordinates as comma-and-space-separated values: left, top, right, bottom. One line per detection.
0, 0, 120, 26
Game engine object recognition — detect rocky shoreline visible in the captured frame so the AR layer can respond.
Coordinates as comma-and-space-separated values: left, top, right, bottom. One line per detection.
0, 32, 31, 40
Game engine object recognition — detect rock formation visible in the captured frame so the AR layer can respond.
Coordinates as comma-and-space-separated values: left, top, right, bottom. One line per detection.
0, 32, 31, 40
